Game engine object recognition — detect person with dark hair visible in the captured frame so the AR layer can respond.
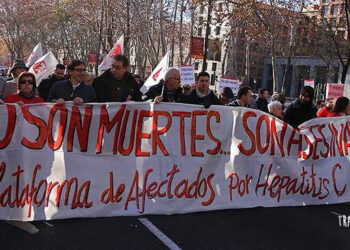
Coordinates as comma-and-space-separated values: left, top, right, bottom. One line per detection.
326, 97, 350, 117
4, 59, 29, 99
271, 92, 286, 110
256, 88, 269, 113
227, 85, 253, 107
38, 64, 66, 101
219, 87, 234, 105
283, 86, 317, 128
48, 60, 96, 105
182, 84, 192, 96
183, 71, 220, 107
133, 74, 144, 89
316, 100, 325, 109
144, 68, 185, 103
4, 72, 43, 105
317, 98, 335, 117
92, 54, 142, 102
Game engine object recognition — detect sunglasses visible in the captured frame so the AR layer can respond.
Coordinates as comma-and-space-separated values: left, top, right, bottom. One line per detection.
19, 79, 35, 85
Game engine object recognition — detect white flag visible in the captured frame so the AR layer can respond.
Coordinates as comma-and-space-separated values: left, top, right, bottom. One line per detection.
29, 51, 59, 85
26, 42, 43, 67
141, 52, 170, 93
98, 35, 124, 72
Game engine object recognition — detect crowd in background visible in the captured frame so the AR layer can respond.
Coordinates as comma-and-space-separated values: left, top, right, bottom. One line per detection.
0, 54, 349, 130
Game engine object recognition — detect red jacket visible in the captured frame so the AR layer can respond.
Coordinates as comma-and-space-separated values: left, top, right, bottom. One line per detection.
4, 93, 44, 104
317, 108, 330, 117
326, 112, 341, 117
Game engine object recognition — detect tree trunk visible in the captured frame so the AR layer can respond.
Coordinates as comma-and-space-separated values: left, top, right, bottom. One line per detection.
179, 0, 185, 66
271, 36, 279, 93
341, 62, 349, 83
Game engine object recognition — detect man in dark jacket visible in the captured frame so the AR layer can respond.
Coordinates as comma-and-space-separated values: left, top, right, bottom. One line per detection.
38, 64, 65, 101
184, 71, 220, 107
48, 60, 96, 104
227, 85, 253, 107
92, 54, 142, 102
256, 88, 269, 113
144, 68, 184, 103
284, 86, 317, 129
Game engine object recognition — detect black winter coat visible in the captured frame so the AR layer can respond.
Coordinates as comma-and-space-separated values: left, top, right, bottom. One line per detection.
184, 89, 221, 107
256, 97, 269, 113
283, 99, 317, 129
92, 70, 142, 102
38, 74, 64, 101
48, 80, 96, 103
144, 80, 185, 103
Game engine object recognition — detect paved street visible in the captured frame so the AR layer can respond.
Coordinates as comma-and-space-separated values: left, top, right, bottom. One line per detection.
1, 203, 349, 250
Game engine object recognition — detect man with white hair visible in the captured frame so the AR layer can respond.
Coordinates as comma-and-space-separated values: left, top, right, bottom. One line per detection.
268, 101, 283, 119
144, 68, 184, 103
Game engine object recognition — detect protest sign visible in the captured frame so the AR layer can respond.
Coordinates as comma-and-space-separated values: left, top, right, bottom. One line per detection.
326, 83, 344, 99
0, 103, 350, 221
219, 77, 241, 94
304, 79, 315, 88
190, 37, 204, 59
180, 65, 195, 85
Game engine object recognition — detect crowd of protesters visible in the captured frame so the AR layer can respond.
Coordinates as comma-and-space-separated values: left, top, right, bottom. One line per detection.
0, 54, 349, 129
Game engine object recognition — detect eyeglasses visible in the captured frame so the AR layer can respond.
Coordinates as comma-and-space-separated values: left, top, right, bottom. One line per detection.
74, 68, 86, 72
19, 79, 35, 85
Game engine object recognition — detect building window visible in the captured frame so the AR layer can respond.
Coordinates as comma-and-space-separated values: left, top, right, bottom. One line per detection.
332, 5, 338, 15
322, 6, 329, 16
215, 26, 221, 36
331, 18, 337, 27
194, 62, 199, 70
198, 28, 202, 36
211, 74, 215, 85
212, 62, 217, 71
199, 16, 203, 24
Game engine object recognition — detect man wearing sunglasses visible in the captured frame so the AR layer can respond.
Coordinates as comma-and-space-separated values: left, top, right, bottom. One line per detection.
92, 54, 142, 102
48, 60, 96, 105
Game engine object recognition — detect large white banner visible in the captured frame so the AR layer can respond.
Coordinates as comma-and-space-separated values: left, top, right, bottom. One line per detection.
98, 35, 124, 72
141, 52, 169, 93
0, 103, 350, 221
29, 51, 59, 85
26, 42, 43, 68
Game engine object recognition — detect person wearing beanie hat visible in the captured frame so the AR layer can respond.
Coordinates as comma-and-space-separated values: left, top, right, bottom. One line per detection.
4, 72, 43, 105
3, 59, 29, 99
